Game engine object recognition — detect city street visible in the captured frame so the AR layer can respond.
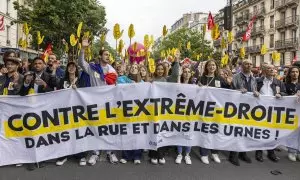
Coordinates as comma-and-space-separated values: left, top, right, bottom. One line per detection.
0, 149, 299, 180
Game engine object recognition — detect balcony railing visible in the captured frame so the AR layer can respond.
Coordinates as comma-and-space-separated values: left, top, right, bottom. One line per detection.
286, 0, 299, 6
275, 38, 298, 49
276, 0, 299, 9
247, 45, 263, 54
275, 16, 299, 29
236, 14, 250, 25
252, 26, 265, 36
249, 7, 266, 19
235, 30, 246, 39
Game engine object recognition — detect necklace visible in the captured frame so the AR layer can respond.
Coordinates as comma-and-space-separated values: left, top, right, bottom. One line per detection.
205, 76, 215, 86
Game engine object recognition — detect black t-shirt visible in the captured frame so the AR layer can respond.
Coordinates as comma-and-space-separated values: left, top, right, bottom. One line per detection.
198, 76, 222, 88
285, 82, 300, 95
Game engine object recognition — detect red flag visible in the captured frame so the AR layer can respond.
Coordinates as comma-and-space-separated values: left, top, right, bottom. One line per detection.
243, 16, 256, 41
41, 44, 53, 63
207, 12, 215, 30
0, 16, 5, 31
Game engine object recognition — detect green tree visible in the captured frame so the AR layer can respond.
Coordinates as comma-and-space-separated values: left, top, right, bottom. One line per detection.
92, 39, 117, 60
13, 0, 107, 57
153, 28, 214, 61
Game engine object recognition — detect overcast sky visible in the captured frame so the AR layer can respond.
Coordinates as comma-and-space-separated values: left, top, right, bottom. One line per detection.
100, 0, 226, 48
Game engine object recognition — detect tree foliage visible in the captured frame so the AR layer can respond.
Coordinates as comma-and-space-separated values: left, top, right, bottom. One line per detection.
13, 0, 107, 57
92, 39, 117, 60
153, 28, 214, 61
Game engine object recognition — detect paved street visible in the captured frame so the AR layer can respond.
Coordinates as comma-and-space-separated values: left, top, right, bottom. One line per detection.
0, 148, 299, 180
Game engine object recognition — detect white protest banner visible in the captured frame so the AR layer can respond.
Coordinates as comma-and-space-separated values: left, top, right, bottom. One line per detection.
0, 82, 299, 166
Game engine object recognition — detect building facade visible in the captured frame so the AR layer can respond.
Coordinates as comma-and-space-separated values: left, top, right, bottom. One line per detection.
171, 12, 209, 32
0, 0, 39, 63
170, 12, 214, 45
214, 0, 299, 67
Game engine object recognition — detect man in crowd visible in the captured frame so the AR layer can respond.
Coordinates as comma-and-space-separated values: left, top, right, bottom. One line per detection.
46, 53, 65, 80
20, 58, 30, 74
0, 56, 23, 95
78, 38, 117, 166
255, 64, 286, 162
229, 59, 257, 166
27, 56, 57, 170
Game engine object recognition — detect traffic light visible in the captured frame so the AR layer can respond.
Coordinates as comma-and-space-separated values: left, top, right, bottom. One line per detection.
224, 6, 232, 31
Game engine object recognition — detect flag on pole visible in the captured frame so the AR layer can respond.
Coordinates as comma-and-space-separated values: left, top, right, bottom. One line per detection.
207, 12, 215, 30
0, 16, 5, 31
243, 16, 256, 42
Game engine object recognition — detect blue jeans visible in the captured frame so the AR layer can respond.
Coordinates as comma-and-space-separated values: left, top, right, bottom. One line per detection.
288, 147, 300, 154
199, 148, 218, 156
177, 146, 191, 154
122, 150, 142, 160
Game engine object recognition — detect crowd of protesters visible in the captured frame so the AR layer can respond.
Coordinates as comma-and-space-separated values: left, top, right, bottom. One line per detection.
1, 39, 300, 170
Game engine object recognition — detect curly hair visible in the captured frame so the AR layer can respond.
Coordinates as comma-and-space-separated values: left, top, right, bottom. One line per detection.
286, 66, 300, 84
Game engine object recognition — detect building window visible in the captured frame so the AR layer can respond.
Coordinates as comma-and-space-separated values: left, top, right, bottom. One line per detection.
254, 6, 257, 13
292, 30, 297, 41
292, 8, 297, 17
6, 25, 10, 45
270, 54, 273, 64
281, 53, 285, 65
260, 55, 264, 65
260, 19, 264, 27
270, 15, 274, 28
270, 34, 274, 48
292, 8, 297, 22
281, 32, 285, 40
6, 0, 10, 15
261, 2, 265, 10
270, 0, 275, 10
281, 11, 285, 20
253, 38, 256, 46
252, 56, 257, 67
260, 37, 264, 45
292, 51, 297, 62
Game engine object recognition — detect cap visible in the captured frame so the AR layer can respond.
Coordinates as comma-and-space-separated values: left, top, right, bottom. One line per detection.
4, 57, 22, 64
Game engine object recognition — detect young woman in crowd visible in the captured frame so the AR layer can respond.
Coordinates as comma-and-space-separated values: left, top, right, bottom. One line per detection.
116, 62, 133, 84
117, 63, 143, 164
128, 63, 142, 83
55, 61, 82, 166
149, 52, 180, 165
198, 60, 232, 165
285, 66, 300, 162
140, 65, 150, 82
175, 66, 193, 165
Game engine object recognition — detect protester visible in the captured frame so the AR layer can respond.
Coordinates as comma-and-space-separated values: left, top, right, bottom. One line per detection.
175, 66, 193, 165
117, 63, 143, 165
116, 62, 133, 84
128, 63, 142, 83
149, 51, 180, 165
20, 58, 30, 74
229, 59, 256, 166
55, 61, 81, 166
197, 60, 231, 165
140, 65, 150, 82
27, 56, 57, 171
46, 54, 65, 79
284, 66, 300, 161
254, 64, 286, 163
0, 51, 23, 95
79, 38, 118, 165
19, 71, 35, 96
